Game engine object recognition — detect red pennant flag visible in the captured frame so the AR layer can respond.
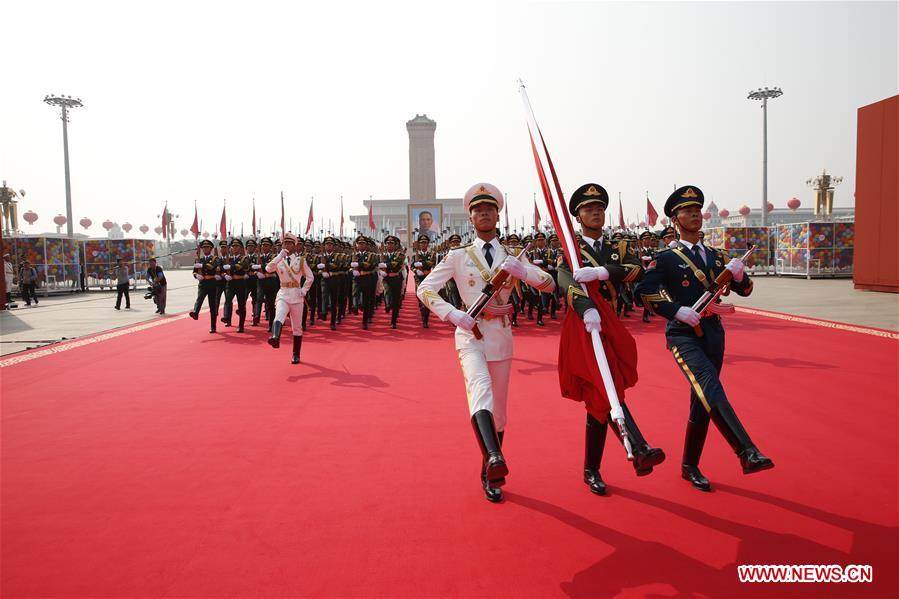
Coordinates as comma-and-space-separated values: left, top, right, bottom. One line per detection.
305, 198, 314, 235
219, 203, 227, 240
280, 192, 285, 236
618, 197, 625, 230
161, 204, 169, 240
190, 204, 199, 239
368, 200, 375, 230
646, 195, 659, 227
534, 197, 541, 230
252, 199, 256, 235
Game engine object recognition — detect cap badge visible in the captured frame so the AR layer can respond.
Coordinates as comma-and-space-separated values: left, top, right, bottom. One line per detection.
681, 188, 699, 199
584, 186, 602, 197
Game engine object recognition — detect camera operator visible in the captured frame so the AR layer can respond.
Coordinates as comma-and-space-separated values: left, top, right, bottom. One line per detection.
146, 257, 167, 314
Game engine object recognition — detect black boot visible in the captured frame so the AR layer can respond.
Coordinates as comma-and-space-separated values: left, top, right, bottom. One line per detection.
709, 402, 774, 474
584, 413, 607, 495
209, 310, 217, 333
268, 320, 283, 349
682, 416, 711, 491
237, 310, 246, 333
481, 430, 504, 503
291, 335, 302, 364
642, 309, 651, 323
536, 303, 545, 326
610, 402, 666, 476
471, 410, 508, 489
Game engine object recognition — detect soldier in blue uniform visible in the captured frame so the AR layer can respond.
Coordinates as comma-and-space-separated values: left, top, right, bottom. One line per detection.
557, 183, 665, 496
637, 185, 774, 492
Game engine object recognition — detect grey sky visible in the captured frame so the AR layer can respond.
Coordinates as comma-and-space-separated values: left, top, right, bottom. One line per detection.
2, 0, 896, 238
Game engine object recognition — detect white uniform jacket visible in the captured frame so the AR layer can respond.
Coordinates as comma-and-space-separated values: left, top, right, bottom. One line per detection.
266, 251, 314, 304
417, 238, 554, 361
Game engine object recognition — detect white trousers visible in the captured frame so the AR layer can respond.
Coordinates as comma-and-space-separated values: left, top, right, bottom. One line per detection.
274, 299, 304, 336
458, 349, 512, 431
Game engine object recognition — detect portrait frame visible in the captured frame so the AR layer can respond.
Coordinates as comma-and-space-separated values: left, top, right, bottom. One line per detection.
407, 204, 442, 248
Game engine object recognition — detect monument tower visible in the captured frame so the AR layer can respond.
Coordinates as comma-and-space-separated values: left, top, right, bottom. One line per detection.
406, 114, 436, 202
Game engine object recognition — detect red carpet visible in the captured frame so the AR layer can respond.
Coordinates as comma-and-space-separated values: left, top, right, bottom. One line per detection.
2, 287, 897, 598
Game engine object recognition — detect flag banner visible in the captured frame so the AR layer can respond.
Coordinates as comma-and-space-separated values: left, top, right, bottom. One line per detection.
305, 198, 314, 235
219, 203, 227, 240
647, 196, 659, 227
368, 202, 375, 230
280, 192, 285, 236
190, 205, 199, 239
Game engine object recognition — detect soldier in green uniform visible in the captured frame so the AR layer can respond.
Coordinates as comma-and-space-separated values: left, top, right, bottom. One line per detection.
556, 182, 665, 495
189, 239, 223, 333
316, 237, 342, 330
254, 237, 280, 331
221, 238, 252, 332
351, 235, 378, 330
412, 233, 437, 328
245, 238, 261, 324
443, 233, 463, 309
215, 239, 228, 312
637, 230, 657, 323
660, 225, 678, 249
637, 185, 773, 491
378, 235, 405, 329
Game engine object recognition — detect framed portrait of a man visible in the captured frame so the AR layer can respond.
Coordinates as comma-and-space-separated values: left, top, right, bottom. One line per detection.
408, 204, 442, 246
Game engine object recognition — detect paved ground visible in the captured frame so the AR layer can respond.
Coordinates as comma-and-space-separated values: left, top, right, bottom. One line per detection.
1, 270, 896, 356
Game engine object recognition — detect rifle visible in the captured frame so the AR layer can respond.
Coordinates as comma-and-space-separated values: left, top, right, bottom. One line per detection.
467, 243, 533, 340
690, 245, 756, 337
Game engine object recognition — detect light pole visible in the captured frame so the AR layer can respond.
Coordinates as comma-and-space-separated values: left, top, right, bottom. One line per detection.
747, 86, 782, 227
43, 94, 84, 237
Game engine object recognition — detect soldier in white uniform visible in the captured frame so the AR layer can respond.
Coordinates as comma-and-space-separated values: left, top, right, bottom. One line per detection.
417, 183, 555, 502
266, 233, 314, 364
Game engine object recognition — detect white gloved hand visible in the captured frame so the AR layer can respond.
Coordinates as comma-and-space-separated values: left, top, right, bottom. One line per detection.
299, 288, 307, 298
415, 269, 424, 276
322, 271, 331, 278
256, 272, 265, 279
668, 239, 678, 248
278, 249, 289, 258
224, 275, 232, 281
193, 262, 202, 269
573, 266, 610, 282
378, 270, 386, 278
725, 258, 745, 282
413, 261, 423, 268
583, 308, 602, 333
447, 308, 476, 331
350, 261, 359, 268
223, 264, 231, 270
214, 275, 222, 281
501, 256, 527, 279
195, 273, 204, 281
533, 259, 544, 265
317, 263, 326, 269
675, 306, 701, 327
378, 262, 387, 269
252, 264, 261, 270
353, 270, 360, 277
641, 255, 652, 262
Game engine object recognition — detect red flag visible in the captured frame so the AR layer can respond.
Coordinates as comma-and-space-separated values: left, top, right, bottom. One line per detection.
618, 197, 625, 230
368, 200, 375, 230
219, 203, 227, 240
280, 192, 285, 236
190, 204, 199, 239
161, 204, 169, 239
339, 195, 344, 238
646, 195, 659, 227
252, 199, 256, 235
504, 196, 509, 232
534, 197, 541, 230
305, 198, 314, 235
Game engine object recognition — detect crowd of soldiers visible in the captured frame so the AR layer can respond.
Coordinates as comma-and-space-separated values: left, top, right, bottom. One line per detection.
186, 225, 683, 345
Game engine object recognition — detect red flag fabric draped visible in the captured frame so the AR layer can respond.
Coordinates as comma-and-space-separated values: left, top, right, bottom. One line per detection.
368, 202, 375, 230
647, 196, 659, 226
190, 205, 199, 239
161, 204, 169, 239
305, 199, 314, 235
534, 198, 541, 230
219, 203, 227, 240
521, 83, 639, 421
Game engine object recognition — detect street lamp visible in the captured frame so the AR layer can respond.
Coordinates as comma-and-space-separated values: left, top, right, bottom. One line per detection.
43, 94, 84, 237
747, 86, 783, 227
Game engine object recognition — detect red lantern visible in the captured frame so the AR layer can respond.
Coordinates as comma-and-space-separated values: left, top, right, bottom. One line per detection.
638, 221, 646, 227
180, 229, 189, 237
154, 226, 163, 235
122, 222, 133, 233
739, 205, 751, 216
102, 219, 114, 231
718, 209, 730, 219
702, 211, 711, 221
787, 198, 801, 211
767, 202, 774, 212
139, 224, 149, 234
660, 217, 669, 225
79, 217, 92, 229
53, 214, 67, 227
23, 210, 38, 225
202, 231, 210, 239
